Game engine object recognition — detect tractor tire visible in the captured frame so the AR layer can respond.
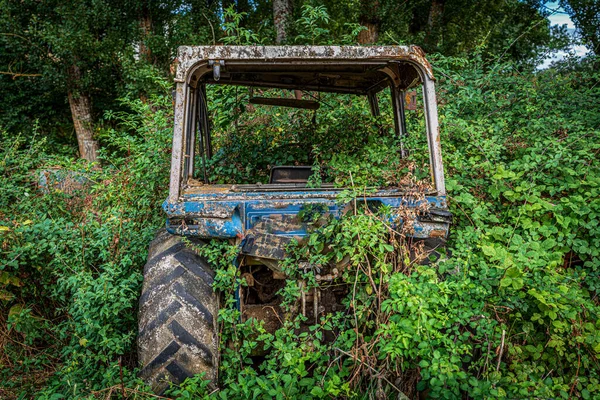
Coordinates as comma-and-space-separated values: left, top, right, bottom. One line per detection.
138, 229, 219, 394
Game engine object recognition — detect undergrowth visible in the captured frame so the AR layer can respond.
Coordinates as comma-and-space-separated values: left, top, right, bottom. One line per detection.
0, 89, 173, 398
0, 10, 599, 399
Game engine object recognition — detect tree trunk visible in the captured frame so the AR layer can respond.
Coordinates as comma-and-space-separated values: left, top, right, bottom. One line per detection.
273, 0, 292, 44
424, 0, 446, 49
358, 22, 380, 44
67, 65, 97, 162
138, 2, 153, 63
427, 0, 445, 29
358, 0, 380, 44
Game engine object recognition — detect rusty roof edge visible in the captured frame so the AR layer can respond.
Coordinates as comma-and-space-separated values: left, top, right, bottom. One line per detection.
174, 45, 434, 83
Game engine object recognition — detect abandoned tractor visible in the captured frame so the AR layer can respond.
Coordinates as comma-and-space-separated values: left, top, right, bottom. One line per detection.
137, 45, 452, 393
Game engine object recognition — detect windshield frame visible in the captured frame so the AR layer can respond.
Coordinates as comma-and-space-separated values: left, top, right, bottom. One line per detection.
168, 46, 446, 203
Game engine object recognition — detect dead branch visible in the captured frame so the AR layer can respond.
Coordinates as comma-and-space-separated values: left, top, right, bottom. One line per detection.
335, 347, 409, 396
496, 329, 506, 372
0, 71, 41, 79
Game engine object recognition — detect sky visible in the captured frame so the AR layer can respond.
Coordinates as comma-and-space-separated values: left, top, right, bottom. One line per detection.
546, 2, 576, 29
539, 1, 589, 68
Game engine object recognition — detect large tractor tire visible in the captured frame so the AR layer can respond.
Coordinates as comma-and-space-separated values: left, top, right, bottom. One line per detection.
138, 229, 219, 394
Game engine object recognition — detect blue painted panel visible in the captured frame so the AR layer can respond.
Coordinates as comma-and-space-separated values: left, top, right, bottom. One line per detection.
163, 191, 449, 239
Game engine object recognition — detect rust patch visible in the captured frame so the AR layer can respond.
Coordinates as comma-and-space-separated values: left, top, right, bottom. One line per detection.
241, 232, 293, 260
272, 271, 286, 280
176, 45, 435, 85
405, 91, 417, 110
429, 229, 447, 238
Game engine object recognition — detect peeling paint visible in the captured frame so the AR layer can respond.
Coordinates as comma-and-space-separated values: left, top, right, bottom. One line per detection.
175, 45, 435, 83
163, 191, 451, 240
165, 45, 450, 245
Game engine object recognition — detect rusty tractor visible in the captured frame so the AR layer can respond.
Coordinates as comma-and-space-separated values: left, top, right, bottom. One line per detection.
137, 45, 452, 393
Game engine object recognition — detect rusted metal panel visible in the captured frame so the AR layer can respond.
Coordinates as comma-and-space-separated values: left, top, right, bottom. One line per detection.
170, 218, 241, 238
163, 193, 450, 240
166, 45, 450, 245
422, 74, 446, 196
179, 187, 444, 202
169, 201, 238, 219
241, 232, 292, 260
168, 82, 187, 204
175, 45, 434, 83
411, 221, 450, 239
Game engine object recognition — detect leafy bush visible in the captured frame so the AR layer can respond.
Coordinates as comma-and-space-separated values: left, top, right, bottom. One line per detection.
0, 87, 173, 397
1, 9, 599, 398
173, 49, 600, 400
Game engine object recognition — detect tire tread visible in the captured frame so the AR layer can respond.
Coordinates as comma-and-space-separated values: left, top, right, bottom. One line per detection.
138, 230, 218, 394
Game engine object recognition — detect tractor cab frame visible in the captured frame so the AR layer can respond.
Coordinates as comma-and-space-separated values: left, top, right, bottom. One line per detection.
165, 45, 449, 243
138, 46, 452, 393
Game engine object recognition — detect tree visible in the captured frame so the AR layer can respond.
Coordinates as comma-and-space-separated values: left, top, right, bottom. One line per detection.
560, 0, 600, 56
67, 64, 96, 161
357, 0, 381, 44
424, 0, 445, 48
138, 0, 153, 63
0, 0, 139, 161
273, 0, 293, 43
0, 0, 568, 160
368, 0, 553, 62
0, 0, 225, 157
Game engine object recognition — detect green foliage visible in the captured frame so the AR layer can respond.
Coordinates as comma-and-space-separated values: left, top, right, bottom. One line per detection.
204, 85, 429, 188
0, 82, 173, 397
0, 0, 218, 142
222, 6, 265, 45
560, 0, 600, 56
0, 4, 599, 399
0, 0, 581, 158
295, 5, 332, 45
174, 47, 599, 400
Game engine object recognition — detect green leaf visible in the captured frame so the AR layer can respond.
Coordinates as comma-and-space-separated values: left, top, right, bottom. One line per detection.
500, 277, 512, 287
482, 245, 496, 257
310, 386, 325, 397
505, 267, 521, 278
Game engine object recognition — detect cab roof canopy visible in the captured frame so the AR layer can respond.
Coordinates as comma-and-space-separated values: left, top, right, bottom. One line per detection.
177, 45, 434, 95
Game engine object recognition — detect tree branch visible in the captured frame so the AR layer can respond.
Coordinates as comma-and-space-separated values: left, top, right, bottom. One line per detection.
0, 71, 41, 79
